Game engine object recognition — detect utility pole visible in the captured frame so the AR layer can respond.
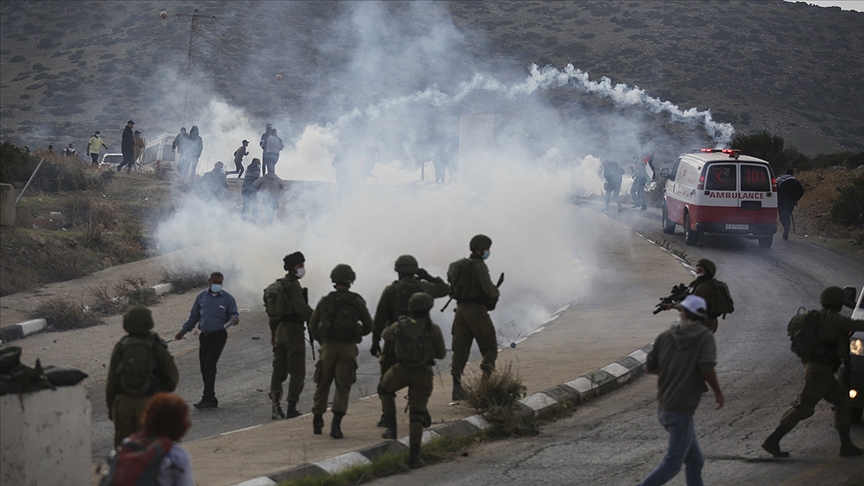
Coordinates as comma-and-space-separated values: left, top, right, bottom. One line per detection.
173, 8, 216, 126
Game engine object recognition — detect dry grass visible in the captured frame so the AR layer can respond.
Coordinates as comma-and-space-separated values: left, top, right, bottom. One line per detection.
29, 296, 102, 331
160, 267, 210, 294
795, 168, 864, 242
462, 362, 533, 437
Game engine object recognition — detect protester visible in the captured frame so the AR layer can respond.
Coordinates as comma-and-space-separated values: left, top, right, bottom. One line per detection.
200, 162, 229, 200
62, 143, 77, 157
133, 130, 146, 169
140, 393, 195, 486
183, 126, 204, 182
259, 124, 272, 174
118, 120, 136, 173
263, 128, 284, 174
253, 171, 288, 223
241, 158, 261, 221
227, 140, 249, 178
88, 131, 108, 165
776, 168, 805, 241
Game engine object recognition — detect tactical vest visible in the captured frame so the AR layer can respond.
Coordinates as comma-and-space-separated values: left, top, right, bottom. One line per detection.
115, 336, 157, 396
448, 258, 485, 304
393, 316, 435, 367
318, 293, 363, 343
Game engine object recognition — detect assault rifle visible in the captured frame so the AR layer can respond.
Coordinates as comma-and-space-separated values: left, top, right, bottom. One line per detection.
441, 272, 505, 312
303, 287, 315, 360
653, 283, 690, 314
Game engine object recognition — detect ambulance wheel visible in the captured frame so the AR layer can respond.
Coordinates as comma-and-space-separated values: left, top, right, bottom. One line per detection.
850, 407, 863, 425
683, 213, 699, 246
661, 204, 676, 234
758, 235, 773, 249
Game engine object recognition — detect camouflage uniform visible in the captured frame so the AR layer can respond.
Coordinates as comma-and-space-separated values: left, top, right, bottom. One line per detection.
762, 287, 864, 458
106, 306, 179, 447
309, 264, 373, 438
270, 272, 314, 418
689, 259, 728, 333
379, 293, 447, 468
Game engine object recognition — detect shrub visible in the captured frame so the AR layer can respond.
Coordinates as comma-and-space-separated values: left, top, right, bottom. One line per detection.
462, 362, 531, 436
161, 267, 210, 294
830, 176, 864, 226
29, 296, 102, 331
30, 244, 101, 282
0, 141, 40, 184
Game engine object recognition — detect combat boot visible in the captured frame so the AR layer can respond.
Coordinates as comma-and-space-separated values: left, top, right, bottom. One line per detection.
381, 415, 397, 440
271, 391, 285, 420
313, 414, 324, 435
377, 413, 388, 428
285, 400, 301, 419
330, 412, 344, 439
408, 443, 423, 469
451, 374, 464, 401
839, 429, 864, 457
761, 427, 790, 458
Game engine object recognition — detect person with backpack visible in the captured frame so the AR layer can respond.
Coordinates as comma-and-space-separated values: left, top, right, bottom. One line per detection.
264, 252, 314, 420
776, 168, 805, 241
688, 259, 733, 333
309, 264, 373, 438
370, 255, 449, 427
101, 392, 194, 486
448, 234, 501, 401
106, 305, 179, 447
761, 286, 864, 458
174, 272, 239, 410
379, 292, 447, 468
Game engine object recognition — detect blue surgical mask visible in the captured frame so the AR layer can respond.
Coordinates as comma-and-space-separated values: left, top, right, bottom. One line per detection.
482, 250, 490, 260
210, 284, 222, 293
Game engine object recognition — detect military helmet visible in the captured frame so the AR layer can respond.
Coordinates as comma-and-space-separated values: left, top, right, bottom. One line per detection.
820, 286, 846, 307
394, 254, 419, 273
696, 259, 716, 278
123, 305, 154, 334
469, 234, 492, 251
330, 264, 356, 284
408, 292, 434, 312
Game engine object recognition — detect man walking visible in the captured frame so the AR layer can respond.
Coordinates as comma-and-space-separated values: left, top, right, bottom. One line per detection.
761, 286, 864, 458
106, 305, 179, 447
776, 168, 805, 241
175, 272, 239, 409
379, 292, 447, 468
309, 264, 373, 438
639, 295, 724, 486
265, 252, 314, 419
118, 120, 136, 173
448, 234, 500, 401
630, 154, 648, 210
133, 130, 145, 170
88, 130, 108, 165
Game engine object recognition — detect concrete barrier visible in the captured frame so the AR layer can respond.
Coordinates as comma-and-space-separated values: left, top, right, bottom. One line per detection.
0, 385, 92, 486
0, 183, 16, 226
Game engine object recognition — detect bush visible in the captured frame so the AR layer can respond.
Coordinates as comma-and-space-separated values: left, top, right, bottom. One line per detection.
29, 296, 102, 331
462, 362, 530, 436
0, 141, 40, 184
161, 267, 210, 294
830, 176, 864, 226
30, 244, 101, 282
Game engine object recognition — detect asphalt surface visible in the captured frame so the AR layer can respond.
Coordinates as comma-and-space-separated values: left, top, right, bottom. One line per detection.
368, 202, 864, 485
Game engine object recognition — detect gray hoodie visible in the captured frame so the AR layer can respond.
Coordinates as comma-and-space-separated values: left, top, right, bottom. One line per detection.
646, 319, 717, 415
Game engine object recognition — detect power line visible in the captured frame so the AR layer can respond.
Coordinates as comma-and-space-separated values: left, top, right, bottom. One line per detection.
173, 8, 217, 126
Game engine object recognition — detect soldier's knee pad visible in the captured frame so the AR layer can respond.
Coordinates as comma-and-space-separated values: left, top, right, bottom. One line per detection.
377, 385, 396, 398
410, 409, 432, 428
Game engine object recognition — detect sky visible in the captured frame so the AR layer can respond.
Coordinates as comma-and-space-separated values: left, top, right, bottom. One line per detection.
787, 0, 864, 11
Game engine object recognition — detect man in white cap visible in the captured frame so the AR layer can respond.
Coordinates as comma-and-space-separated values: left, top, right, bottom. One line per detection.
638, 295, 724, 486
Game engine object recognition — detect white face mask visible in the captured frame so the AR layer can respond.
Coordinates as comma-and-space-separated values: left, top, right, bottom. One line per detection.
295, 268, 306, 279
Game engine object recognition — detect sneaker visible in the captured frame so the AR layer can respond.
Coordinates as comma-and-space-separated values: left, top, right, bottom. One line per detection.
193, 400, 217, 410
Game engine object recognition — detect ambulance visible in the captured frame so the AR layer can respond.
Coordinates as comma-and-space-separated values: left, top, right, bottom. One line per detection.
660, 149, 778, 248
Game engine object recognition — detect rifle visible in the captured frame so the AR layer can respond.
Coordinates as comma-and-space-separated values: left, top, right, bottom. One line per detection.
303, 287, 316, 361
653, 283, 690, 314
441, 272, 505, 312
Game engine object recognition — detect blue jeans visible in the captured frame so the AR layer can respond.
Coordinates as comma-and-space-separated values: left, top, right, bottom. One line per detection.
639, 409, 704, 486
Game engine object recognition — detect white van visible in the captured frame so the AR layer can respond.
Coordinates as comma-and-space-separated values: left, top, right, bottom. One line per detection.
139, 134, 176, 171
660, 149, 778, 248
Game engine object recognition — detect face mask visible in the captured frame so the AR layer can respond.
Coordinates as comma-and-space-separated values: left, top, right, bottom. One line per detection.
482, 250, 490, 260
295, 268, 306, 279
210, 284, 222, 293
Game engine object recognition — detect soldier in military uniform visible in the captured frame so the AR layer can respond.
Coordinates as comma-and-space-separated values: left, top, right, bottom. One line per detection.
106, 305, 179, 447
762, 286, 864, 458
309, 264, 373, 438
448, 234, 500, 401
379, 292, 447, 468
269, 252, 314, 419
688, 259, 731, 333
371, 254, 449, 426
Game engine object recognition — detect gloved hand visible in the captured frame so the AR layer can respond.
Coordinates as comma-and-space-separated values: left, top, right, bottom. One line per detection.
370, 340, 381, 357
416, 268, 431, 281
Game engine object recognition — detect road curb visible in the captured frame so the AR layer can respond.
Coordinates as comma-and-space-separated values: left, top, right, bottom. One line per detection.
0, 282, 174, 344
232, 343, 652, 485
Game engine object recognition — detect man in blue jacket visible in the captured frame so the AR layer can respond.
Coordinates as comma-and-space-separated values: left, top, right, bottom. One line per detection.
175, 272, 239, 409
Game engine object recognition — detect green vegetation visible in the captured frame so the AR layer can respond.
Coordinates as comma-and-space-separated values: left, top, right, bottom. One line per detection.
462, 362, 533, 437
831, 176, 864, 226
29, 296, 101, 331
731, 133, 864, 173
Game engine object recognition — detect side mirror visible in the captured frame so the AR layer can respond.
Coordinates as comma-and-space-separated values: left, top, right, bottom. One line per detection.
843, 286, 857, 308
659, 167, 670, 179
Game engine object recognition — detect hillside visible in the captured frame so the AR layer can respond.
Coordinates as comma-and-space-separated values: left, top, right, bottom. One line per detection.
1, 0, 863, 156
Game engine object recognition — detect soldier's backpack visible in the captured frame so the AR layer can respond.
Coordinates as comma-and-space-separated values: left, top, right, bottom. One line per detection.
787, 308, 824, 363
447, 258, 474, 301
116, 336, 156, 396
393, 316, 435, 367
99, 433, 173, 486
318, 294, 363, 342
393, 279, 426, 316
263, 279, 289, 320
711, 279, 735, 316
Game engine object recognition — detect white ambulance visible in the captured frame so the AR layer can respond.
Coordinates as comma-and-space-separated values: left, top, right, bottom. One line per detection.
660, 149, 778, 248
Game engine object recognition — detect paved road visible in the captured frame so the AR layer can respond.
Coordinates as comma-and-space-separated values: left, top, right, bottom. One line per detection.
369, 203, 864, 485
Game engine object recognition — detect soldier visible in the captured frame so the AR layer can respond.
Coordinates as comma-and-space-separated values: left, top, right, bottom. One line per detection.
265, 252, 314, 419
762, 286, 864, 458
379, 292, 447, 469
106, 305, 179, 447
309, 264, 373, 438
448, 234, 500, 401
688, 259, 733, 333
371, 255, 449, 426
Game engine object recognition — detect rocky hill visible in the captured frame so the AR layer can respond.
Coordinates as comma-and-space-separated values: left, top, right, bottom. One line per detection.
1, 0, 863, 156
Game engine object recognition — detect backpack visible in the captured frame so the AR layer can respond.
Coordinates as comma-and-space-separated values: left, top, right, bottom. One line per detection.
393, 279, 426, 317
100, 433, 172, 486
787, 308, 827, 363
711, 279, 734, 316
318, 294, 363, 343
447, 258, 474, 301
116, 336, 156, 396
263, 279, 289, 320
393, 316, 435, 367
